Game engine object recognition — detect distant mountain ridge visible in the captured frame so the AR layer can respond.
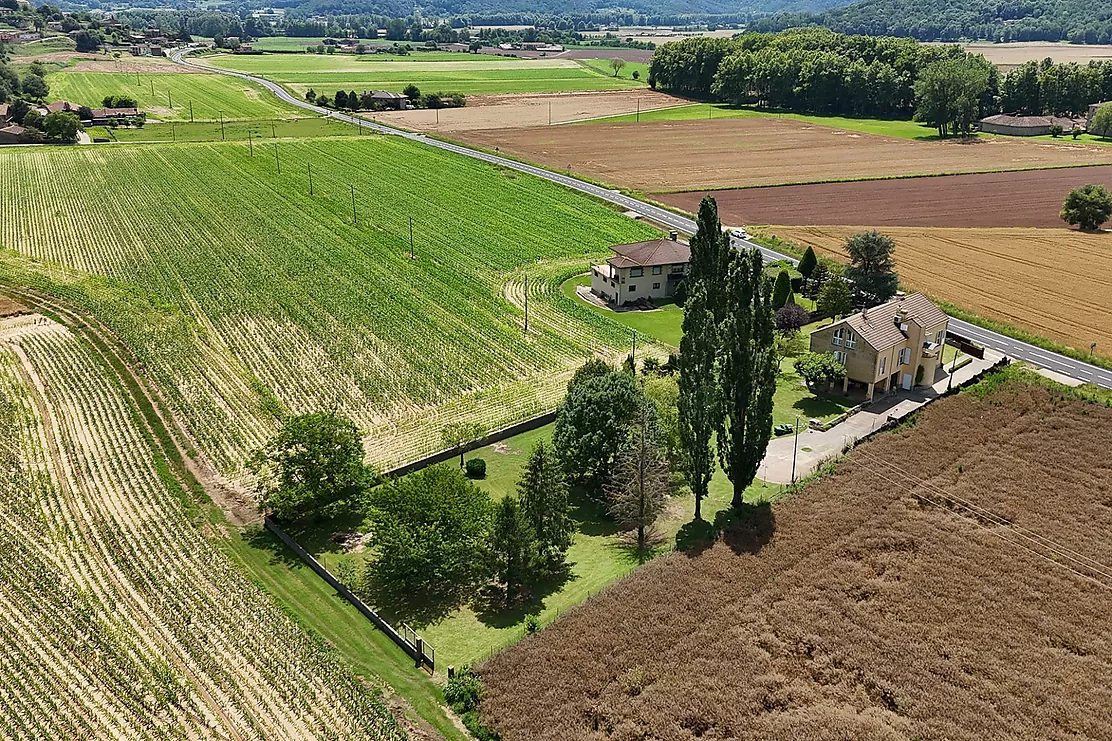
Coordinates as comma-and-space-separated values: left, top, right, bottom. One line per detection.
752, 0, 1112, 43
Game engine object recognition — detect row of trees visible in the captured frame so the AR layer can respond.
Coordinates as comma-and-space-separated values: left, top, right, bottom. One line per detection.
1000, 59, 1112, 117
308, 86, 465, 111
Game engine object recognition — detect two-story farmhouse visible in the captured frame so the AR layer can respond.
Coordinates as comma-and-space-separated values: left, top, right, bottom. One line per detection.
590, 235, 690, 307
809, 293, 948, 400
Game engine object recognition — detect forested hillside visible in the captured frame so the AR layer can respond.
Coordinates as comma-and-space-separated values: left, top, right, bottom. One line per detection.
753, 0, 1112, 43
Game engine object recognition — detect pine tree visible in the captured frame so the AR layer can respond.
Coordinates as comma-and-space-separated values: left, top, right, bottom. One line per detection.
491, 496, 534, 601
518, 441, 574, 571
845, 230, 899, 306
718, 249, 777, 510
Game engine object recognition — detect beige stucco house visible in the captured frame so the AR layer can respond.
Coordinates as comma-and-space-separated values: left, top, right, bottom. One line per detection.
809, 293, 948, 400
590, 236, 690, 306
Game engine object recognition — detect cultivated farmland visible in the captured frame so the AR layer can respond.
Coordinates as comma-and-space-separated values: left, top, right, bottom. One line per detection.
766, 225, 1112, 361
199, 53, 647, 97
459, 117, 1112, 192
0, 311, 403, 739
45, 71, 304, 120
478, 372, 1112, 740
0, 138, 658, 473
658, 165, 1112, 229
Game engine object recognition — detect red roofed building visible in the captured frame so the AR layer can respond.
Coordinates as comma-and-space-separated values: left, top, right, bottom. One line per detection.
590, 233, 690, 306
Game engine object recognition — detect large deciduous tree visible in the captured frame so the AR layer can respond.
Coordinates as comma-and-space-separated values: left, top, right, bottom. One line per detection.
441, 421, 488, 467
913, 57, 991, 138
553, 368, 642, 492
817, 274, 853, 318
1060, 184, 1112, 231
249, 411, 376, 522
717, 249, 777, 510
1091, 103, 1112, 138
844, 230, 899, 307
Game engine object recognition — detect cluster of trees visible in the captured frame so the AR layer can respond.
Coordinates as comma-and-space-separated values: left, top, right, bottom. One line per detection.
308, 85, 465, 110
1000, 59, 1112, 117
251, 411, 575, 612
0, 57, 49, 104
650, 29, 996, 126
752, 0, 1112, 45
0, 58, 80, 143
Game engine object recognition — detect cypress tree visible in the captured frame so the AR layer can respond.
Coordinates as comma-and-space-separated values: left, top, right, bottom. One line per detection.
798, 246, 818, 279
718, 248, 777, 510
678, 282, 718, 520
771, 269, 792, 308
518, 441, 574, 571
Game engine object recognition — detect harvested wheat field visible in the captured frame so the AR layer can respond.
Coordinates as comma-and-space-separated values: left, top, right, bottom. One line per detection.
660, 165, 1112, 229
460, 117, 1112, 191
372, 89, 683, 132
478, 372, 1112, 741
768, 225, 1112, 359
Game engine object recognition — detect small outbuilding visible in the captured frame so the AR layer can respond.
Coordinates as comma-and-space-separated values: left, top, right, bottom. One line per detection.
978, 113, 1084, 136
362, 90, 408, 110
0, 125, 27, 145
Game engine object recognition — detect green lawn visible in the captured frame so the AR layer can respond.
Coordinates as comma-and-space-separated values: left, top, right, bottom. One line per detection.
302, 423, 781, 669
201, 53, 647, 97
45, 71, 304, 120
91, 116, 358, 143
220, 527, 468, 740
586, 102, 954, 140
576, 58, 650, 82
561, 274, 684, 346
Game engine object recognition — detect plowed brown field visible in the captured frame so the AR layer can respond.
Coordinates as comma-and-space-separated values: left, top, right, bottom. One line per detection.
478, 377, 1112, 741
459, 117, 1112, 191
658, 166, 1112, 228
767, 225, 1112, 359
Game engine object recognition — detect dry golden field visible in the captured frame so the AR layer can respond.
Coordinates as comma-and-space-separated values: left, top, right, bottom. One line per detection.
478, 376, 1112, 740
461, 117, 1112, 191
767, 225, 1112, 360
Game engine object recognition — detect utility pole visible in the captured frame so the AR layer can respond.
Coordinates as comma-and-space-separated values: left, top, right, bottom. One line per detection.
636, 97, 640, 122
189, 100, 194, 123
351, 184, 357, 223
307, 163, 313, 195
1092, 342, 1098, 357
948, 342, 960, 392
791, 415, 800, 484
548, 101, 552, 125
271, 121, 276, 138
523, 275, 529, 335
219, 111, 225, 141
274, 142, 280, 173
150, 79, 154, 97
631, 331, 637, 369
167, 89, 172, 108
409, 216, 414, 259
248, 132, 253, 156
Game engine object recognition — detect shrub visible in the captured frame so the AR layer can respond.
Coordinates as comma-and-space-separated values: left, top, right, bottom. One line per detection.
793, 352, 846, 388
774, 302, 810, 333
915, 364, 925, 385
524, 614, 539, 633
402, 83, 420, 99
465, 457, 487, 479
444, 668, 483, 713
1048, 123, 1063, 138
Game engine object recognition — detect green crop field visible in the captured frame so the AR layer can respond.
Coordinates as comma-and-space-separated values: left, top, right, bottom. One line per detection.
588, 102, 952, 140
44, 71, 305, 120
92, 116, 359, 142
0, 137, 658, 474
201, 54, 647, 96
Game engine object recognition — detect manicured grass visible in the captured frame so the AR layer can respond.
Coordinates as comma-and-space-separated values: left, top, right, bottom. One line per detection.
45, 71, 304, 120
587, 102, 953, 140
220, 527, 468, 740
92, 116, 357, 142
561, 274, 684, 346
576, 58, 650, 82
773, 357, 855, 428
8, 35, 75, 56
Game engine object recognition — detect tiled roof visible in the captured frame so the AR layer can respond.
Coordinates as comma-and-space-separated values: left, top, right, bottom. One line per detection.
606, 238, 690, 268
979, 113, 1082, 128
91, 107, 138, 118
0, 125, 26, 136
45, 100, 78, 113
838, 293, 947, 352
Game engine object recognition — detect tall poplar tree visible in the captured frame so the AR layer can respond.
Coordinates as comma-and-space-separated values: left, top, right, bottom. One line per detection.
678, 196, 729, 519
717, 248, 777, 509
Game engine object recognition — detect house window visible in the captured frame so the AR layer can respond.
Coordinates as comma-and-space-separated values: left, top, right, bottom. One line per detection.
899, 348, 912, 365
832, 328, 844, 346
652, 266, 662, 275
653, 282, 660, 290
630, 267, 644, 277
936, 329, 944, 345
879, 356, 886, 375
628, 284, 637, 292
844, 330, 857, 350
833, 350, 847, 365
671, 265, 685, 273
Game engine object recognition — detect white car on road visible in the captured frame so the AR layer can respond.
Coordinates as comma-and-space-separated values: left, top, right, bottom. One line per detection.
730, 227, 750, 240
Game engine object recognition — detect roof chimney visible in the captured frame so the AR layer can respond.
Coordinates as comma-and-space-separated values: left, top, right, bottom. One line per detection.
669, 230, 678, 241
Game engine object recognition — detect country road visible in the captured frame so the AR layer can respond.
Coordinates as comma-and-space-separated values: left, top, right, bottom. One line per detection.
173, 48, 1112, 390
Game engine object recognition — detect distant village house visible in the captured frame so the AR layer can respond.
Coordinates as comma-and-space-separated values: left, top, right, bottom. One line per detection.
978, 113, 1084, 136
809, 293, 948, 401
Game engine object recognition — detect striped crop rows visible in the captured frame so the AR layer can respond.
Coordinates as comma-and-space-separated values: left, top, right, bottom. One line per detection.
0, 138, 657, 471
0, 313, 405, 740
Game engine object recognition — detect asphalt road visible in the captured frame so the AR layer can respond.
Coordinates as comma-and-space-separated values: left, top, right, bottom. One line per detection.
172, 49, 1112, 390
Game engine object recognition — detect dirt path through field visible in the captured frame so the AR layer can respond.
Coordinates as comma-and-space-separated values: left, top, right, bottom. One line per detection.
659, 165, 1112, 228
765, 225, 1112, 359
459, 117, 1112, 191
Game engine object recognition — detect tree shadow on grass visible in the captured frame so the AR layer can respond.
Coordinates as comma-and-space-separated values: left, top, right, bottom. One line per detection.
793, 393, 854, 419
569, 485, 619, 537
715, 501, 776, 555
371, 580, 479, 630
243, 525, 303, 570
472, 565, 574, 629
284, 502, 371, 556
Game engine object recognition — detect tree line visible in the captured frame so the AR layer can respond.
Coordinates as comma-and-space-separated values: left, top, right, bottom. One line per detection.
750, 0, 1112, 45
